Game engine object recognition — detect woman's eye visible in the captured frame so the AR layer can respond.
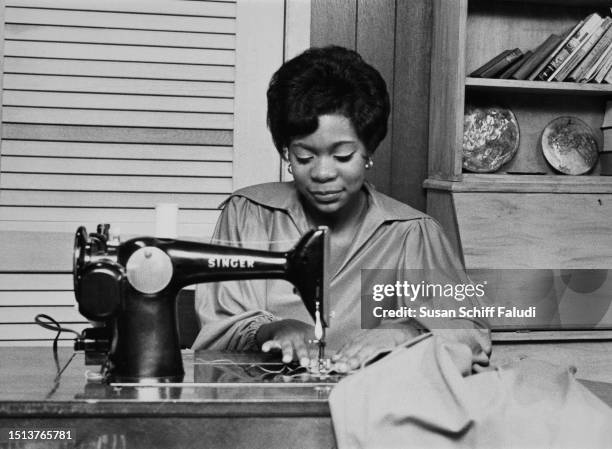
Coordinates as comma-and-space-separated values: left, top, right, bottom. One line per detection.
334, 153, 354, 162
295, 156, 313, 164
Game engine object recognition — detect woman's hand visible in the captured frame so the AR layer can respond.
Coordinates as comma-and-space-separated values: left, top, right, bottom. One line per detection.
256, 319, 315, 366
332, 325, 420, 373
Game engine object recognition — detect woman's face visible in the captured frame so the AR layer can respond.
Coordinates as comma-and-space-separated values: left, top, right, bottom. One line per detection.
287, 114, 369, 219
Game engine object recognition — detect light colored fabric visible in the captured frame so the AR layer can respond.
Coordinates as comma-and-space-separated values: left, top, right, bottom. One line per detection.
329, 335, 612, 449
192, 181, 490, 363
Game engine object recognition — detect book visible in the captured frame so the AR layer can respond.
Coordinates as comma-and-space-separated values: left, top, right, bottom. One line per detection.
547, 14, 603, 81
537, 14, 601, 81
499, 51, 531, 79
510, 34, 562, 80
469, 49, 512, 77
480, 48, 523, 78
576, 23, 612, 82
567, 17, 612, 82
581, 33, 612, 82
527, 24, 581, 81
602, 102, 612, 175
594, 45, 612, 83
601, 100, 612, 134
552, 15, 608, 81
537, 18, 587, 80
603, 60, 612, 83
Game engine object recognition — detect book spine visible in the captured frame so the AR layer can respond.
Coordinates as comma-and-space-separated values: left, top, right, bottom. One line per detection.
499, 51, 531, 79
480, 48, 523, 78
601, 99, 612, 129
510, 34, 561, 80
469, 49, 512, 77
594, 45, 612, 83
585, 34, 612, 81
567, 18, 612, 81
538, 14, 600, 81
604, 60, 612, 83
537, 35, 583, 80
527, 24, 582, 81
577, 25, 612, 82
552, 15, 606, 81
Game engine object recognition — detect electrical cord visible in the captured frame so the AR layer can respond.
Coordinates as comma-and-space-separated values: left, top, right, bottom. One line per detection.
34, 314, 82, 398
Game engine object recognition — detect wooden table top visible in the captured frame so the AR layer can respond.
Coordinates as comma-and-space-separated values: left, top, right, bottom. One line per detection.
0, 347, 334, 417
1, 346, 611, 418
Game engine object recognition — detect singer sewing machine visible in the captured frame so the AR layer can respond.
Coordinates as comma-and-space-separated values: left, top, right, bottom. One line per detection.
72, 224, 329, 383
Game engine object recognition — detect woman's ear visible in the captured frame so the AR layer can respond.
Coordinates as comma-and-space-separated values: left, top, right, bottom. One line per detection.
282, 148, 290, 161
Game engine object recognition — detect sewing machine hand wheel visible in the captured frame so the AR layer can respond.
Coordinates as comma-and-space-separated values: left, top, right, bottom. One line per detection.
73, 226, 123, 321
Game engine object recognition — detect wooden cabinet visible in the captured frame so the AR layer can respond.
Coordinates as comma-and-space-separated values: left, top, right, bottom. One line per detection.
426, 0, 612, 271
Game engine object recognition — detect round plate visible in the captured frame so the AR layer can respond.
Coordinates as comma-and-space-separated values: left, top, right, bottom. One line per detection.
541, 116, 598, 175
462, 106, 520, 173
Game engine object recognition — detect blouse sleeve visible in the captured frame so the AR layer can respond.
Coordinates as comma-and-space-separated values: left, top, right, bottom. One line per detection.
398, 218, 492, 367
191, 196, 277, 351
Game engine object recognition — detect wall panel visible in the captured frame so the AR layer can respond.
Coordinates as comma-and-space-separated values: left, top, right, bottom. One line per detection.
310, 0, 432, 210
355, 0, 395, 194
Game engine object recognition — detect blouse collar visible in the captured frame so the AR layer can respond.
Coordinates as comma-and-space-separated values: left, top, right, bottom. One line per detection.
227, 181, 426, 226
225, 181, 428, 278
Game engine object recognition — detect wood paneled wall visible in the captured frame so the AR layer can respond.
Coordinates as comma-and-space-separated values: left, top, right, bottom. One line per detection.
311, 0, 433, 211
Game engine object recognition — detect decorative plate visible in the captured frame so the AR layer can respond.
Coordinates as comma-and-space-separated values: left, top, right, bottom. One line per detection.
462, 106, 520, 173
541, 116, 598, 175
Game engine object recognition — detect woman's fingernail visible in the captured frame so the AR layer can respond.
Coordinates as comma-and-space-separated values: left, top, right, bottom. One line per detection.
282, 355, 292, 364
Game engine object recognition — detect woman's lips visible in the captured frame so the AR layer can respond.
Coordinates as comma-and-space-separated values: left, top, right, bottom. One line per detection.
310, 190, 342, 203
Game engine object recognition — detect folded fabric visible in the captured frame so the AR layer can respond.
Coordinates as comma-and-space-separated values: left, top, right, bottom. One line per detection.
329, 335, 612, 449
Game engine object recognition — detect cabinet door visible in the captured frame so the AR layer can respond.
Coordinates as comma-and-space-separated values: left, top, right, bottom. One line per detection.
455, 192, 612, 330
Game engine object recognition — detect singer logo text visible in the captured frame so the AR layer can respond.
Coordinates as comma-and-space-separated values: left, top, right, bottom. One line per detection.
208, 257, 255, 268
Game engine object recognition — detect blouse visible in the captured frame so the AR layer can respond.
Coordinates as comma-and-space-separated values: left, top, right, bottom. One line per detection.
192, 181, 490, 364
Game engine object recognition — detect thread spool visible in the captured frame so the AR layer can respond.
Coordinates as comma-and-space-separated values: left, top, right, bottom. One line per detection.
155, 203, 178, 238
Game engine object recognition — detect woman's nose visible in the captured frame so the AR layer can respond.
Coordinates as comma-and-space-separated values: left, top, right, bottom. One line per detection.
311, 157, 337, 181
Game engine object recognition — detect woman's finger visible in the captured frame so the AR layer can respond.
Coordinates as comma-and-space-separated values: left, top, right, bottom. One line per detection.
280, 339, 295, 364
261, 340, 281, 353
333, 342, 365, 372
292, 337, 310, 367
347, 344, 377, 370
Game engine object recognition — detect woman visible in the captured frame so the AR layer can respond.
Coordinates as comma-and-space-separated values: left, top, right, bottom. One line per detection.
192, 46, 490, 372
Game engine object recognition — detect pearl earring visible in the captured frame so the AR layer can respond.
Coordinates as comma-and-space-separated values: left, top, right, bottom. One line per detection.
365, 159, 374, 169
288, 164, 293, 174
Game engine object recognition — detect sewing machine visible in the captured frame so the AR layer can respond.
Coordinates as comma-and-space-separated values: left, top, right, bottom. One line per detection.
73, 224, 329, 383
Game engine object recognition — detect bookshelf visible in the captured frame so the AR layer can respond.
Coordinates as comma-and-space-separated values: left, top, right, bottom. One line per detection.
466, 77, 612, 95
428, 0, 612, 183
426, 0, 612, 333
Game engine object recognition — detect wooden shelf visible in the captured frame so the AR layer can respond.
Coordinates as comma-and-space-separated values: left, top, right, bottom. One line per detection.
466, 77, 612, 95
424, 174, 612, 193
